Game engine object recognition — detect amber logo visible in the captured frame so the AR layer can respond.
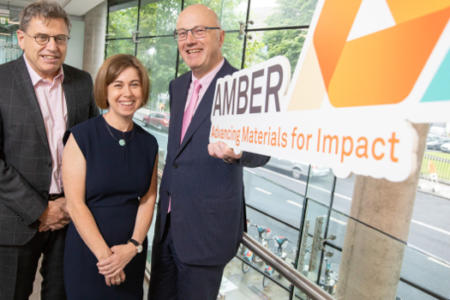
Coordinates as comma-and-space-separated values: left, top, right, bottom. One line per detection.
316, 1, 449, 107
287, 1, 450, 111
210, 0, 450, 182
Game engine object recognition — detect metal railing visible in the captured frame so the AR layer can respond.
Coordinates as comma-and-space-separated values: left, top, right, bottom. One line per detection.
241, 233, 335, 300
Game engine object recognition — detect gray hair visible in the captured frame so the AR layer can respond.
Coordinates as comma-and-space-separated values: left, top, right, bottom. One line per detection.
19, 1, 71, 32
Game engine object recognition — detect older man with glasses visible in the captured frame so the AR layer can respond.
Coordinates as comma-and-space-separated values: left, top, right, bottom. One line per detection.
148, 4, 269, 300
0, 1, 98, 299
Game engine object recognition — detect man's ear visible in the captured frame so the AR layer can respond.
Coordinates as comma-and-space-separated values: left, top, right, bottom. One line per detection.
16, 30, 26, 51
218, 30, 225, 47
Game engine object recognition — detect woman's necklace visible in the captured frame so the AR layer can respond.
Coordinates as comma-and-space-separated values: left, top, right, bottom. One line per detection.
104, 119, 134, 147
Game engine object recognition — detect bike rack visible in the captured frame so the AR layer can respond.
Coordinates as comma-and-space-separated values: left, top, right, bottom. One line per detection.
242, 233, 335, 300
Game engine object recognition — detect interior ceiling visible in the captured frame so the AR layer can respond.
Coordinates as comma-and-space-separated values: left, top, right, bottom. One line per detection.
0, 0, 104, 17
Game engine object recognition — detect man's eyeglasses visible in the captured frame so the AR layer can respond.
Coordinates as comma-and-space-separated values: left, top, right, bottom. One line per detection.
174, 26, 220, 41
24, 32, 70, 45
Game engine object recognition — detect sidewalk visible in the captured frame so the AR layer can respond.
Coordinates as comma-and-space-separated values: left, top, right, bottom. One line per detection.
417, 177, 450, 199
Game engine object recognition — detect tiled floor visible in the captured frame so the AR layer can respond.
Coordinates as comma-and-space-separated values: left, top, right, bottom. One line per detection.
218, 257, 292, 299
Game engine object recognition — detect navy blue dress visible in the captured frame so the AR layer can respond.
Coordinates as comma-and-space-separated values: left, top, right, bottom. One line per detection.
64, 115, 158, 300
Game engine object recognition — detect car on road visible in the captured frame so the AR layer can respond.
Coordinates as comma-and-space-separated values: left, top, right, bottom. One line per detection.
143, 112, 169, 131
133, 107, 151, 123
426, 136, 442, 150
265, 157, 330, 179
426, 135, 450, 151
440, 142, 450, 153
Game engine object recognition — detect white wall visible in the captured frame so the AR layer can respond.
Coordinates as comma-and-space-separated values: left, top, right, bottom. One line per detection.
82, 1, 107, 79
65, 17, 85, 69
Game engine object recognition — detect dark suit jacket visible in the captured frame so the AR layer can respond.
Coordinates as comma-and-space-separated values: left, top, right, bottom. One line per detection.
156, 60, 269, 266
0, 56, 99, 246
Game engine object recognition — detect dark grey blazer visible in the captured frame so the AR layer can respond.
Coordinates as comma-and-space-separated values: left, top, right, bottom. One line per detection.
0, 56, 99, 246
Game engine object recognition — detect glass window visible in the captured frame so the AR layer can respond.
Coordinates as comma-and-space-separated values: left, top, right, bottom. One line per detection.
222, 32, 244, 70
244, 170, 305, 228
107, 0, 139, 39
105, 39, 135, 57
249, 0, 317, 29
400, 245, 450, 299
333, 175, 354, 213
184, 0, 247, 31
139, 0, 181, 36
245, 29, 308, 72
305, 170, 334, 208
137, 36, 178, 111
0, 20, 21, 64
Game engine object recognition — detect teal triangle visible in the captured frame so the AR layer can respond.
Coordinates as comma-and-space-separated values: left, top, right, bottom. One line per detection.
421, 49, 450, 102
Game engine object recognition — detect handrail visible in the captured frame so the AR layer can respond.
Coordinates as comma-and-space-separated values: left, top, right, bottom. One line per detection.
242, 233, 335, 300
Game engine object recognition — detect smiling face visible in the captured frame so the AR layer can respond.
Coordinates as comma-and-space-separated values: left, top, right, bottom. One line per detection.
107, 67, 143, 120
176, 4, 225, 78
17, 17, 68, 81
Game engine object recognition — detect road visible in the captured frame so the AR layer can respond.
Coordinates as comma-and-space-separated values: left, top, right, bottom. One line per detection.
139, 122, 450, 299
243, 167, 450, 299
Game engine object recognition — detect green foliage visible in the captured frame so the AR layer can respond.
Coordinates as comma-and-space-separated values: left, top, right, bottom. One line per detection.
184, 0, 245, 31
137, 37, 178, 112
136, 1, 181, 111
106, 40, 135, 57
243, 37, 265, 68
108, 6, 138, 38
263, 29, 307, 70
139, 0, 181, 36
260, 0, 317, 70
265, 0, 317, 26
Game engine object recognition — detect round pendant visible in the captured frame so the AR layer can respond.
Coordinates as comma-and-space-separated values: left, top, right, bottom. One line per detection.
119, 139, 126, 146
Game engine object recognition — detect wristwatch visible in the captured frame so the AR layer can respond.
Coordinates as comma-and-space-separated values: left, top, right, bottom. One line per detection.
128, 238, 143, 253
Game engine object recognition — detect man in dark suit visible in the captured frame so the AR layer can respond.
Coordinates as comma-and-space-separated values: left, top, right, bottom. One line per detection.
148, 4, 269, 300
0, 2, 98, 299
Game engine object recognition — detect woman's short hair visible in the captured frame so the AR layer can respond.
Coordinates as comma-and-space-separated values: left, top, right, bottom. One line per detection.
94, 54, 150, 109
20, 0, 71, 32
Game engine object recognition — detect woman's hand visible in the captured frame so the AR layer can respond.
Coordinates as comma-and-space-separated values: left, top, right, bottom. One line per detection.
105, 270, 126, 287
97, 243, 137, 278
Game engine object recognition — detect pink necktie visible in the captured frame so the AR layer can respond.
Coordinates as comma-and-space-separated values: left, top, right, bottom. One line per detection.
180, 80, 202, 143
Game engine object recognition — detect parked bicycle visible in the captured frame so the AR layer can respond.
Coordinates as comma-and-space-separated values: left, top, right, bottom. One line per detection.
319, 256, 337, 295
240, 221, 271, 273
253, 224, 271, 263
262, 235, 290, 287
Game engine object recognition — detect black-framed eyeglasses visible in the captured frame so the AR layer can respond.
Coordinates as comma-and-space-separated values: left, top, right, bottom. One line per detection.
24, 32, 70, 45
174, 26, 221, 41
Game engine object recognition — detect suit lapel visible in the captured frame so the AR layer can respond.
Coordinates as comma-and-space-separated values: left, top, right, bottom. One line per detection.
13, 57, 49, 150
62, 65, 78, 129
171, 75, 191, 153
177, 61, 232, 155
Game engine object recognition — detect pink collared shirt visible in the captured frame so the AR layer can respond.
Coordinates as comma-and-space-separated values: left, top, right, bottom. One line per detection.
24, 56, 67, 194
184, 59, 225, 114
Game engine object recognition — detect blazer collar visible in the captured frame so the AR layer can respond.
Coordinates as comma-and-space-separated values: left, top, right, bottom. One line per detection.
171, 77, 191, 151
62, 65, 78, 128
13, 56, 49, 149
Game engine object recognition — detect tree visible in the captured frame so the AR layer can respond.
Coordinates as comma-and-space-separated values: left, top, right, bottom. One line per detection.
137, 0, 181, 111
245, 0, 317, 71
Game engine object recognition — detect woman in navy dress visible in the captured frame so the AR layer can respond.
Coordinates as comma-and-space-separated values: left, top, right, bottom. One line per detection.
62, 54, 158, 299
